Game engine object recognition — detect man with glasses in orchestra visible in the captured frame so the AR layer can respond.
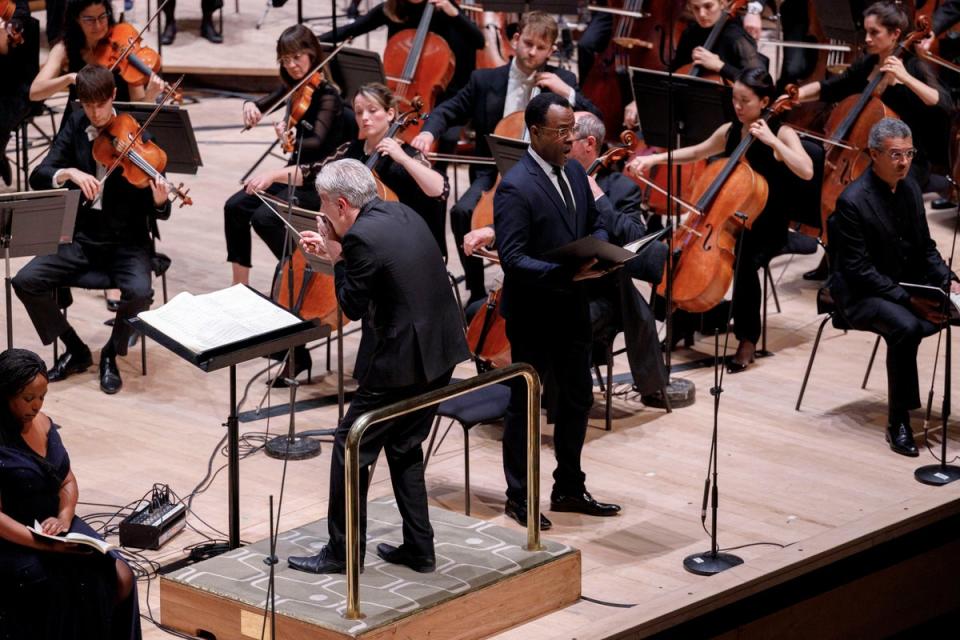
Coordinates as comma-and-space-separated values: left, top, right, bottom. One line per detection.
828, 118, 959, 457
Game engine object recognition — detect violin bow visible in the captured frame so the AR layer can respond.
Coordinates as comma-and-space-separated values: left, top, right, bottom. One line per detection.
253, 190, 306, 241
107, 0, 171, 74
98, 75, 185, 187
242, 38, 354, 131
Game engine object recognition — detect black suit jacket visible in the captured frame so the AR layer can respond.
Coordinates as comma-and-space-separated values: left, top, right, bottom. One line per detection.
334, 198, 469, 388
30, 109, 171, 246
493, 153, 607, 321
828, 170, 951, 312
422, 63, 602, 175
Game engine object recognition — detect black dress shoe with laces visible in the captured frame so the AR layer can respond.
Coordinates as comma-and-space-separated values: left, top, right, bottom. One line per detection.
160, 19, 176, 45
288, 545, 359, 574
47, 348, 93, 382
504, 499, 552, 530
376, 543, 436, 573
550, 491, 621, 517
99, 355, 122, 394
886, 422, 919, 457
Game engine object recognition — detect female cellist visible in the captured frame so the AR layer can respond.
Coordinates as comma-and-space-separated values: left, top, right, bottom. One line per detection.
626, 67, 813, 372
317, 0, 484, 101
791, 1, 950, 189
224, 24, 350, 288
29, 0, 163, 103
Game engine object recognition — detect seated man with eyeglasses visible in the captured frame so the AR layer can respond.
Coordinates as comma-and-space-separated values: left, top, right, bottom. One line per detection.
828, 118, 960, 457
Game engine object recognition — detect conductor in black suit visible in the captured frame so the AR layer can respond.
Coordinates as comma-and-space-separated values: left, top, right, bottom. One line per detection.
289, 159, 469, 574
12, 65, 171, 395
829, 118, 958, 457
494, 93, 621, 530
411, 11, 601, 305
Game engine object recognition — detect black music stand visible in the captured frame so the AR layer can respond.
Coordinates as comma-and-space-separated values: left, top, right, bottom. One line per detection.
486, 134, 529, 175
131, 293, 330, 550
318, 43, 388, 100
0, 189, 80, 349
810, 0, 861, 44
113, 102, 203, 175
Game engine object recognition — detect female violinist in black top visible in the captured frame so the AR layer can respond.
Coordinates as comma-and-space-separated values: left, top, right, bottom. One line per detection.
791, 1, 951, 188
224, 24, 351, 287
0, 0, 33, 185
29, 0, 163, 104
627, 68, 813, 372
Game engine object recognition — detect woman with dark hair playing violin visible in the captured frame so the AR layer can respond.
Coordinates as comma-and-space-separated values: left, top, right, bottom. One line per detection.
224, 24, 352, 289
29, 0, 163, 104
626, 67, 813, 373
0, 0, 34, 185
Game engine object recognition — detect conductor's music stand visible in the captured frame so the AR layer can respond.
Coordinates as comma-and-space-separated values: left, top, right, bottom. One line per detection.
0, 189, 80, 349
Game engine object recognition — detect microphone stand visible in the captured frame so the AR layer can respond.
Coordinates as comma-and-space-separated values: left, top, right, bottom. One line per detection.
915, 187, 960, 486
683, 227, 746, 575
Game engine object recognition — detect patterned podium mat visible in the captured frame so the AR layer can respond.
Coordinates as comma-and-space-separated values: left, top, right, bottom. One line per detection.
164, 497, 576, 636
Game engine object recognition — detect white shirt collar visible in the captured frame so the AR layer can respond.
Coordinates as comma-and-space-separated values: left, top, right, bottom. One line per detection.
509, 58, 537, 85
528, 146, 561, 176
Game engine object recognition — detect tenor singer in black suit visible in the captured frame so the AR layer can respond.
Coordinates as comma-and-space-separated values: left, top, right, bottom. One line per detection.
289, 159, 469, 575
411, 11, 601, 305
828, 118, 957, 457
12, 65, 171, 396
493, 93, 621, 531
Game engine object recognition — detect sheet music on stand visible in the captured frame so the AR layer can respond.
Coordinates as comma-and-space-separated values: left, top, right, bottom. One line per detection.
318, 43, 388, 100
113, 101, 203, 175
486, 134, 530, 175
629, 67, 734, 147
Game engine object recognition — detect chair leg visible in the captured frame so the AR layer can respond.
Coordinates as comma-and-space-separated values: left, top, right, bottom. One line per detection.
140, 332, 147, 375
594, 364, 605, 392
796, 313, 832, 411
424, 415, 441, 468
766, 266, 781, 313
161, 272, 168, 304
862, 335, 882, 389
463, 426, 471, 516
605, 343, 613, 431
326, 333, 332, 371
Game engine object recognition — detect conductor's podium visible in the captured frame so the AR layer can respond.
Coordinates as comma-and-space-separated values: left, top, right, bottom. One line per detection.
159, 497, 580, 639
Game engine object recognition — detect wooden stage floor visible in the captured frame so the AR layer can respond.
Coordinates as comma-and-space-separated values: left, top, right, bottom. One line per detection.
4, 6, 960, 637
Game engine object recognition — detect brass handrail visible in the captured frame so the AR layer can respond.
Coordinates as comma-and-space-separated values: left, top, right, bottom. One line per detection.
344, 362, 543, 619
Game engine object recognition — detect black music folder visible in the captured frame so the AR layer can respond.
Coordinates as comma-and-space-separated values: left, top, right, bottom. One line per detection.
543, 236, 640, 274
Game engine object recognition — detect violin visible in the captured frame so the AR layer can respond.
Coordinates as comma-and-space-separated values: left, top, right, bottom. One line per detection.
383, 2, 454, 142
281, 71, 323, 154
365, 96, 425, 200
0, 0, 23, 47
653, 88, 798, 313
675, 0, 749, 83
92, 22, 182, 103
92, 112, 193, 207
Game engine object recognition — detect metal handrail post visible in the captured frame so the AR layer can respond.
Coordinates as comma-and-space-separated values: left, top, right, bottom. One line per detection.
343, 363, 542, 619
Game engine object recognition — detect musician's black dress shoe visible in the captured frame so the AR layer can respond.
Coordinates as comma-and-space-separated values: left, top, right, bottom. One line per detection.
99, 355, 122, 394
160, 19, 176, 45
201, 14, 223, 44
504, 499, 552, 530
931, 197, 957, 210
288, 545, 358, 574
47, 348, 93, 382
886, 422, 919, 457
802, 257, 829, 281
376, 543, 436, 573
550, 491, 621, 517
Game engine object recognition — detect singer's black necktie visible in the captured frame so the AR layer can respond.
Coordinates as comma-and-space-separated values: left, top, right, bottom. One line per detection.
553, 165, 576, 218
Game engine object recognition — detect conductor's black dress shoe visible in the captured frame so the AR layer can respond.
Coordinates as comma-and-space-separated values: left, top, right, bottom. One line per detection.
886, 422, 919, 457
47, 348, 93, 382
504, 499, 552, 530
376, 543, 436, 573
99, 355, 122, 394
550, 491, 621, 517
288, 545, 359, 574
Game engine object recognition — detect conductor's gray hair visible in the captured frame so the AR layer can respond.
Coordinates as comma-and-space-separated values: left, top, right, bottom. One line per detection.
575, 111, 605, 145
315, 158, 378, 208
868, 118, 912, 150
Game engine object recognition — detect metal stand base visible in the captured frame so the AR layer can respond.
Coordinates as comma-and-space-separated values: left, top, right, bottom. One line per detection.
756, 349, 774, 359
264, 434, 322, 460
914, 464, 960, 486
642, 377, 696, 409
683, 550, 744, 576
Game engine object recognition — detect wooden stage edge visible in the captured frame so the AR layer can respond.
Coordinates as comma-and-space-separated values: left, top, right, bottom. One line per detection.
159, 551, 582, 640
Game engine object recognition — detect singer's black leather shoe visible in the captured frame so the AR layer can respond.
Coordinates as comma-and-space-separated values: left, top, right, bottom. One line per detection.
288, 546, 360, 574
99, 355, 122, 394
47, 348, 93, 382
376, 543, 436, 573
504, 499, 552, 530
886, 422, 919, 457
550, 491, 621, 517
160, 19, 176, 45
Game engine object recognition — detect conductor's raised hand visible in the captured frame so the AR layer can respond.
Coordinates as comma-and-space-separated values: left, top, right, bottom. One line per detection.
299, 230, 326, 257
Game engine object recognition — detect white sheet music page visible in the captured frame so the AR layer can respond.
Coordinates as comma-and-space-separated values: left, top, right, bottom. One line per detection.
137, 285, 302, 354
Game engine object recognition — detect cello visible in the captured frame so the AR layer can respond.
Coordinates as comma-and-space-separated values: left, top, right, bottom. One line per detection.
656, 88, 798, 313
676, 0, 749, 82
383, 2, 454, 142
460, 0, 512, 69
469, 111, 527, 229
365, 96, 424, 200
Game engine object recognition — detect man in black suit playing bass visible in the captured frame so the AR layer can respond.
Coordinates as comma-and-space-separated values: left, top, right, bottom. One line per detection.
289, 159, 469, 574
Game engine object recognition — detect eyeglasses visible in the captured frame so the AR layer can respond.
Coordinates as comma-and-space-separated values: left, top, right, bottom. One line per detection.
79, 12, 109, 25
884, 148, 916, 161
537, 124, 579, 139
278, 53, 307, 66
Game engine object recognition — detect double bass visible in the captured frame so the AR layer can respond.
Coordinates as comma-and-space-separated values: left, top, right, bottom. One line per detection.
383, 2, 454, 142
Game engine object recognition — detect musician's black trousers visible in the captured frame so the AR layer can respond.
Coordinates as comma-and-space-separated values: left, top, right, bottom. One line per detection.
163, 0, 224, 19
843, 297, 939, 421
325, 369, 454, 561
223, 184, 319, 268
12, 241, 152, 357
732, 221, 787, 345
0, 92, 30, 171
450, 172, 497, 303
